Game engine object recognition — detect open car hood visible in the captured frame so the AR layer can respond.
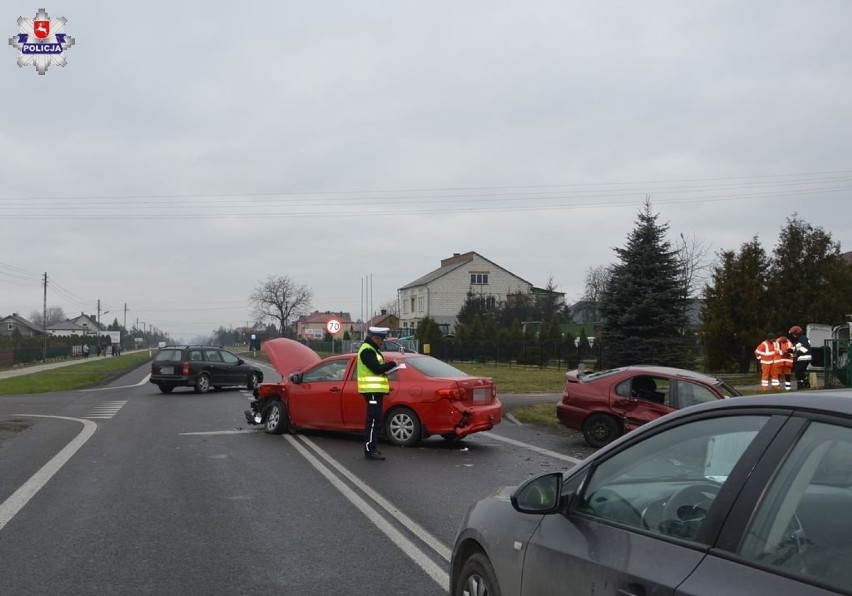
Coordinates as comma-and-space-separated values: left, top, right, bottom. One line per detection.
262, 338, 321, 379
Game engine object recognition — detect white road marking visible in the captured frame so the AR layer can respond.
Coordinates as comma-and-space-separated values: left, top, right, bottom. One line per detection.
506, 412, 522, 425
179, 430, 257, 435
482, 431, 582, 465
0, 415, 97, 532
299, 435, 452, 562
81, 374, 151, 391
85, 401, 127, 419
285, 435, 450, 592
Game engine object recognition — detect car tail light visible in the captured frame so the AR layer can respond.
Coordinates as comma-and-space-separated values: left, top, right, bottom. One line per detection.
182, 361, 190, 375
437, 386, 462, 400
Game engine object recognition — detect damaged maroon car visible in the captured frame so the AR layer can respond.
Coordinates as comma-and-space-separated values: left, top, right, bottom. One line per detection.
245, 338, 502, 447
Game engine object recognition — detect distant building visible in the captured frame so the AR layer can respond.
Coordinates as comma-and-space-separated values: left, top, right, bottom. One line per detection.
0, 313, 44, 337
398, 251, 561, 334
68, 313, 101, 335
295, 311, 354, 340
46, 320, 89, 337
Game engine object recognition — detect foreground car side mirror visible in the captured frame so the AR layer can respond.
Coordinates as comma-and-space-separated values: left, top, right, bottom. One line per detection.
511, 472, 563, 514
289, 373, 303, 384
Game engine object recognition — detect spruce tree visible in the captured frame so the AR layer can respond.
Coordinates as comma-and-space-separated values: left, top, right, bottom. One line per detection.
701, 238, 770, 372
600, 200, 690, 368
767, 215, 852, 330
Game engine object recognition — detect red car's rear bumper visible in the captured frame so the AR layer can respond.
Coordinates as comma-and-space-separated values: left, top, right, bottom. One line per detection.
438, 399, 502, 439
556, 401, 585, 431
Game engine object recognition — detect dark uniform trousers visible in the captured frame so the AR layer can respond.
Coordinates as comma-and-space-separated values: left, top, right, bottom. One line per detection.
363, 393, 384, 453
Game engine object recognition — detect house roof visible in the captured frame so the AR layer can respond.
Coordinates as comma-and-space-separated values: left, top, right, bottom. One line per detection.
1, 313, 44, 334
367, 312, 398, 327
298, 311, 353, 324
399, 251, 533, 290
48, 320, 88, 331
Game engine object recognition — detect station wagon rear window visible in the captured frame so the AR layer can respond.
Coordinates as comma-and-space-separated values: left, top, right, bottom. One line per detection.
155, 349, 183, 361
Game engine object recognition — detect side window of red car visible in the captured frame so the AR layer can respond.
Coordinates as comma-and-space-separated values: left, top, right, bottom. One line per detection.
628, 376, 670, 406
303, 361, 345, 382
676, 380, 718, 409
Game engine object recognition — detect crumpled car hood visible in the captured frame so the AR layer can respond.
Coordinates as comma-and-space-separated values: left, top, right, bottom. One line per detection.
262, 338, 321, 379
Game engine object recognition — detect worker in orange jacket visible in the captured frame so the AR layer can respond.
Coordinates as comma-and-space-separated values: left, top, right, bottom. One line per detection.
775, 333, 794, 391
754, 333, 780, 391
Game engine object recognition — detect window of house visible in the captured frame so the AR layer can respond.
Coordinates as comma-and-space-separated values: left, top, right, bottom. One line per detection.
7, 323, 12, 331
470, 272, 489, 285
410, 297, 415, 313
416, 296, 424, 312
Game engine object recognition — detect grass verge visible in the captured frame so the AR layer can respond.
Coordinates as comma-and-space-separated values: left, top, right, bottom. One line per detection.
451, 362, 566, 394
0, 352, 152, 395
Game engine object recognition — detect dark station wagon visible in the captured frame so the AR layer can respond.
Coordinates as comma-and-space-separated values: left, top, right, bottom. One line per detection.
149, 345, 263, 394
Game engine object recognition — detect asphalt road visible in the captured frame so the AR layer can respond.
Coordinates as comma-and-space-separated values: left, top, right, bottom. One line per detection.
0, 361, 593, 595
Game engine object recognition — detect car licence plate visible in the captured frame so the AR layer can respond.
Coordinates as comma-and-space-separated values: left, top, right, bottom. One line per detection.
473, 388, 489, 402
159, 366, 174, 375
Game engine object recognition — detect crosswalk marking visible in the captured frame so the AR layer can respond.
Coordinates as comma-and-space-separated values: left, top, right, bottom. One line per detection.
85, 401, 127, 419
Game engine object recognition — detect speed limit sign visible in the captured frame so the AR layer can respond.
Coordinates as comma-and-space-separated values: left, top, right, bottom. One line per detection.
326, 319, 341, 335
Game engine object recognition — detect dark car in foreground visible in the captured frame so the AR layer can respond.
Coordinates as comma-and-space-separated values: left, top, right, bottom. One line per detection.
149, 345, 263, 394
244, 338, 501, 446
557, 365, 741, 447
453, 391, 852, 595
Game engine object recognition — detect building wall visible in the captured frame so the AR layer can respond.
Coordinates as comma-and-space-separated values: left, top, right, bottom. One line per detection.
0, 317, 40, 337
399, 254, 532, 333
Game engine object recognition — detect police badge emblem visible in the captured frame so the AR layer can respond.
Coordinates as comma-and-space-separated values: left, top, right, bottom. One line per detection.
8, 8, 75, 75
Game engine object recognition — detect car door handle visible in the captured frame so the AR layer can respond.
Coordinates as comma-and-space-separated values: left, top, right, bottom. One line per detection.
328, 386, 341, 392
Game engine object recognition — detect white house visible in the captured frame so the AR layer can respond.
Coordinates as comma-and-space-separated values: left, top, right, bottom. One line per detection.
46, 320, 89, 337
398, 251, 538, 334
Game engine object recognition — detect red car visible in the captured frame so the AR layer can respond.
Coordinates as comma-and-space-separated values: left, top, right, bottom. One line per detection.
245, 338, 502, 447
556, 365, 740, 448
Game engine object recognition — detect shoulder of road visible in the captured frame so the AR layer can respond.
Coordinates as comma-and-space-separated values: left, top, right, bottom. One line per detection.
0, 350, 151, 380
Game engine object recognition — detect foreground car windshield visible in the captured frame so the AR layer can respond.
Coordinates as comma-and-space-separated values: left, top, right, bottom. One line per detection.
405, 356, 471, 378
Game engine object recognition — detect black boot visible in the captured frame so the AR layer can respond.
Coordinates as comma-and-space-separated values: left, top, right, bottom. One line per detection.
365, 449, 385, 461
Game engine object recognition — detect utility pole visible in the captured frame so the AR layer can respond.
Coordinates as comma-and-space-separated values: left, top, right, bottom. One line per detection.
42, 272, 47, 361
97, 299, 101, 326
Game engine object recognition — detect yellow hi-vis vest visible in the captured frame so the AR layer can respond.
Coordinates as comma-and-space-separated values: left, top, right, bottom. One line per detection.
357, 342, 390, 393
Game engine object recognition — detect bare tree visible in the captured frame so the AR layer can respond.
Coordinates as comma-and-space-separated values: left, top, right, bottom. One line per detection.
582, 265, 611, 305
377, 298, 399, 318
28, 306, 67, 328
675, 232, 714, 298
249, 275, 313, 336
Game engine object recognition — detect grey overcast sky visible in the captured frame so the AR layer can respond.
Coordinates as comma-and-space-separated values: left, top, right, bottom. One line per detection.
2, 1, 850, 342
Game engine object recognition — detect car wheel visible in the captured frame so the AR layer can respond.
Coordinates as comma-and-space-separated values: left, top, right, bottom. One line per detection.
385, 407, 422, 447
157, 383, 174, 394
247, 372, 260, 390
454, 552, 501, 596
194, 373, 211, 394
582, 413, 621, 448
264, 401, 290, 434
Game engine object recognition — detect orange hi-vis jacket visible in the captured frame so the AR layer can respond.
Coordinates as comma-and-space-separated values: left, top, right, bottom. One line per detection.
776, 337, 794, 364
755, 340, 779, 364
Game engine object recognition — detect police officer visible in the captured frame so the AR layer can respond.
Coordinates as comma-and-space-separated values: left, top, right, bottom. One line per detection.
357, 326, 396, 460
789, 325, 812, 389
